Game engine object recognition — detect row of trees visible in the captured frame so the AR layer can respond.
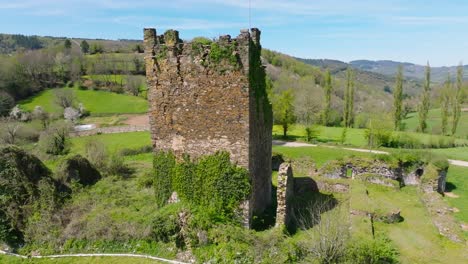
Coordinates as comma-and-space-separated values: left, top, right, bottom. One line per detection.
272, 59, 465, 139
273, 67, 357, 137
0, 40, 146, 116
392, 63, 465, 136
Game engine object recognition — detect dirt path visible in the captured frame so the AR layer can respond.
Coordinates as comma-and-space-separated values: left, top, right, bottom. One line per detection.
0, 250, 186, 263
273, 140, 468, 168
123, 114, 149, 126
445, 192, 460, 198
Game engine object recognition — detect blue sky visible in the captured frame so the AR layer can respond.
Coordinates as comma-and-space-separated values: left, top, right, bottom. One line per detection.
1, 0, 467, 66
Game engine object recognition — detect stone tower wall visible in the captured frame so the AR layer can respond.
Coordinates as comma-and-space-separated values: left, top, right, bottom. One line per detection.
144, 28, 272, 218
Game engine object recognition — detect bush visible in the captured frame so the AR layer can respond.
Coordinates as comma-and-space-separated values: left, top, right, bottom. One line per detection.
39, 121, 71, 155
151, 204, 183, 244
106, 153, 130, 176
56, 155, 101, 186
305, 125, 320, 142
119, 145, 153, 156
0, 91, 14, 116
365, 128, 393, 147
345, 237, 399, 264
84, 139, 108, 170
0, 146, 66, 247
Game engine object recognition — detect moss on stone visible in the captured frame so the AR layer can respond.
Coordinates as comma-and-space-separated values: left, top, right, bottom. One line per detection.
209, 42, 239, 68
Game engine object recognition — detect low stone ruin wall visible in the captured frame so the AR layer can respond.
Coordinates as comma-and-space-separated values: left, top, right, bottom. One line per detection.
275, 163, 294, 228
70, 125, 150, 137
319, 158, 447, 194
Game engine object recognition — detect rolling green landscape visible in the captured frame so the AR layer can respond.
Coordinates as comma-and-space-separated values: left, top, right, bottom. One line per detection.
1, 12, 468, 263
20, 88, 148, 115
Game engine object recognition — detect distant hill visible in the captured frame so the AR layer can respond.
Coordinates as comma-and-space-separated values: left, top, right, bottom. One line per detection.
0, 33, 141, 54
349, 60, 468, 83
299, 58, 468, 84
297, 58, 422, 98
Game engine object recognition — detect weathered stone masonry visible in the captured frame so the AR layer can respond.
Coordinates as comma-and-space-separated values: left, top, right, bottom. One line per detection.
144, 28, 273, 220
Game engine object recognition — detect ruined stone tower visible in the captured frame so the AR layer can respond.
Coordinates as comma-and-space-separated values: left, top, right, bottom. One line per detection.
143, 28, 272, 221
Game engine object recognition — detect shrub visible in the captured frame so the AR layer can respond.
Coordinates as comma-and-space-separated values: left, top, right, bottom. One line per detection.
0, 146, 66, 247
151, 204, 183, 244
0, 91, 14, 116
106, 153, 129, 176
56, 155, 101, 186
345, 236, 399, 264
365, 128, 393, 147
119, 145, 153, 156
39, 121, 71, 155
84, 139, 108, 170
304, 125, 320, 142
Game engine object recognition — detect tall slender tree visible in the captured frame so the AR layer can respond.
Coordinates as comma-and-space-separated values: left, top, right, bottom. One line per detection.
393, 65, 404, 130
322, 70, 332, 126
441, 73, 451, 135
451, 63, 463, 135
80, 40, 89, 54
343, 67, 355, 127
418, 62, 431, 132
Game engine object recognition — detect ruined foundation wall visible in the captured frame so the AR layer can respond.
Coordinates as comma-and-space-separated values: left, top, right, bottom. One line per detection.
144, 28, 272, 217
275, 163, 294, 227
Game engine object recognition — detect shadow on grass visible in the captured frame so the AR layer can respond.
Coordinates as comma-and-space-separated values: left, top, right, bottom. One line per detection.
252, 184, 277, 231
289, 177, 338, 234
272, 134, 303, 142
445, 182, 457, 192
251, 177, 338, 234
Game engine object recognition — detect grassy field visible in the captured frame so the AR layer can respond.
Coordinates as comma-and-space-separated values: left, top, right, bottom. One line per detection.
273, 141, 467, 263
82, 75, 147, 90
403, 108, 468, 138
273, 145, 372, 167
20, 87, 148, 115
430, 147, 468, 161
85, 53, 144, 73
362, 184, 466, 263
273, 124, 468, 149
444, 166, 468, 223
70, 131, 151, 155
15, 130, 467, 263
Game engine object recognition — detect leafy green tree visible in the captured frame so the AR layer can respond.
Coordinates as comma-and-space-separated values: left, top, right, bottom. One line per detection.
393, 66, 404, 130
0, 91, 14, 116
452, 63, 463, 135
441, 74, 451, 135
64, 39, 72, 49
132, 44, 144, 53
90, 43, 104, 54
343, 68, 355, 127
80, 40, 89, 54
273, 89, 296, 138
321, 70, 332, 126
418, 62, 431, 132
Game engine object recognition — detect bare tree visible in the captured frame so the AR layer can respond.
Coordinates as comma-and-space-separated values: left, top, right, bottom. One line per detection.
0, 118, 21, 145
124, 75, 142, 96
53, 89, 76, 109
32, 106, 50, 129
